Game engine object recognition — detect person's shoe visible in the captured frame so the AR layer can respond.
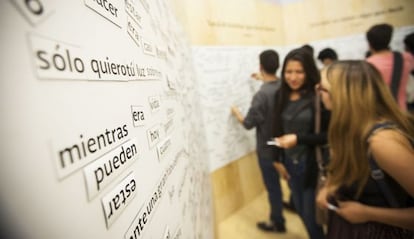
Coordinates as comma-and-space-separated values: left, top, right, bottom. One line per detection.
256, 221, 286, 233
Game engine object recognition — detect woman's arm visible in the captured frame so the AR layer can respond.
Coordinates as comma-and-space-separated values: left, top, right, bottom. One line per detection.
333, 128, 414, 229
370, 129, 414, 198
276, 101, 331, 148
316, 182, 329, 208
335, 201, 414, 230
273, 162, 290, 180
296, 107, 330, 146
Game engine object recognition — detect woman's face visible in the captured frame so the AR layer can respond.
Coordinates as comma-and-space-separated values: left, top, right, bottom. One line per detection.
319, 70, 332, 110
284, 60, 306, 91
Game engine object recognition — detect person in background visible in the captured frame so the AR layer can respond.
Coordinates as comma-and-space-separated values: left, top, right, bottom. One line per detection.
231, 49, 286, 233
366, 23, 413, 111
365, 50, 372, 59
283, 43, 315, 214
317, 48, 338, 68
317, 61, 414, 238
301, 44, 314, 56
403, 32, 414, 112
271, 48, 328, 239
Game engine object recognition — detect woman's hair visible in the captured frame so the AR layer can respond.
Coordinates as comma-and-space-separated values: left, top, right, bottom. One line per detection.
272, 48, 320, 137
326, 60, 414, 196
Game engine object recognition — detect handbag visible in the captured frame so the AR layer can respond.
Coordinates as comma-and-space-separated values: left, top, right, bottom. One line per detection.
315, 168, 328, 225
314, 91, 329, 225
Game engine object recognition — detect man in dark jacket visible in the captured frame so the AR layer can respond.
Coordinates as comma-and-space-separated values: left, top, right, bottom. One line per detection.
231, 49, 286, 233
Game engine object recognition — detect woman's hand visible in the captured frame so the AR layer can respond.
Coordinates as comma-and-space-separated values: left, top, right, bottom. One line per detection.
273, 162, 290, 180
275, 134, 297, 148
230, 106, 240, 115
316, 185, 329, 209
336, 201, 370, 224
230, 106, 243, 123
251, 72, 263, 80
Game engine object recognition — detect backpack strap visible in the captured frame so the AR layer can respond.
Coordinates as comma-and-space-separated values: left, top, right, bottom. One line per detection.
367, 122, 401, 208
390, 51, 403, 100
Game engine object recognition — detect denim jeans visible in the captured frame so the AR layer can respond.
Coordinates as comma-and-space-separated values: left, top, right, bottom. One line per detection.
284, 154, 325, 239
258, 155, 285, 225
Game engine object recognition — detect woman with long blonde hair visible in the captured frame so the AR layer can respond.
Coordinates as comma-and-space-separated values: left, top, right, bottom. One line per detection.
317, 60, 414, 238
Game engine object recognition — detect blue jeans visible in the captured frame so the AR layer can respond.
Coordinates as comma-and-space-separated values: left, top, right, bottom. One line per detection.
284, 155, 325, 239
258, 155, 285, 225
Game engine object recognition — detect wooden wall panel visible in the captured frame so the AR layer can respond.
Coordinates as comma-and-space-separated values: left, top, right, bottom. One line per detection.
211, 152, 265, 233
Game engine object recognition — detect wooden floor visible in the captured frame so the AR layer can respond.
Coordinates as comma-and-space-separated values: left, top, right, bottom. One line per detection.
218, 191, 308, 239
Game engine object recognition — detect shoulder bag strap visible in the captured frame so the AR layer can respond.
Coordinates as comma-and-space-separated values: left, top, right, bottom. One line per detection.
368, 156, 400, 208
367, 122, 400, 208
314, 92, 325, 175
390, 51, 403, 100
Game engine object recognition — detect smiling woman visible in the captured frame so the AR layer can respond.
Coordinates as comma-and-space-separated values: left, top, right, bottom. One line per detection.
271, 47, 329, 239
284, 60, 306, 95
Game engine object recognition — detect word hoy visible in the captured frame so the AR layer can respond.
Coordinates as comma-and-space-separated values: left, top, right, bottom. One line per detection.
146, 124, 161, 148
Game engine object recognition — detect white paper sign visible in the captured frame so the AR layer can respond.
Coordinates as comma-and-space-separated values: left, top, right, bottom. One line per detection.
131, 105, 147, 127
52, 124, 130, 179
156, 137, 171, 161
84, 0, 122, 27
84, 138, 139, 200
101, 172, 137, 228
127, 16, 142, 48
163, 226, 171, 239
146, 124, 161, 148
29, 34, 91, 81
11, 0, 55, 26
148, 95, 161, 113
